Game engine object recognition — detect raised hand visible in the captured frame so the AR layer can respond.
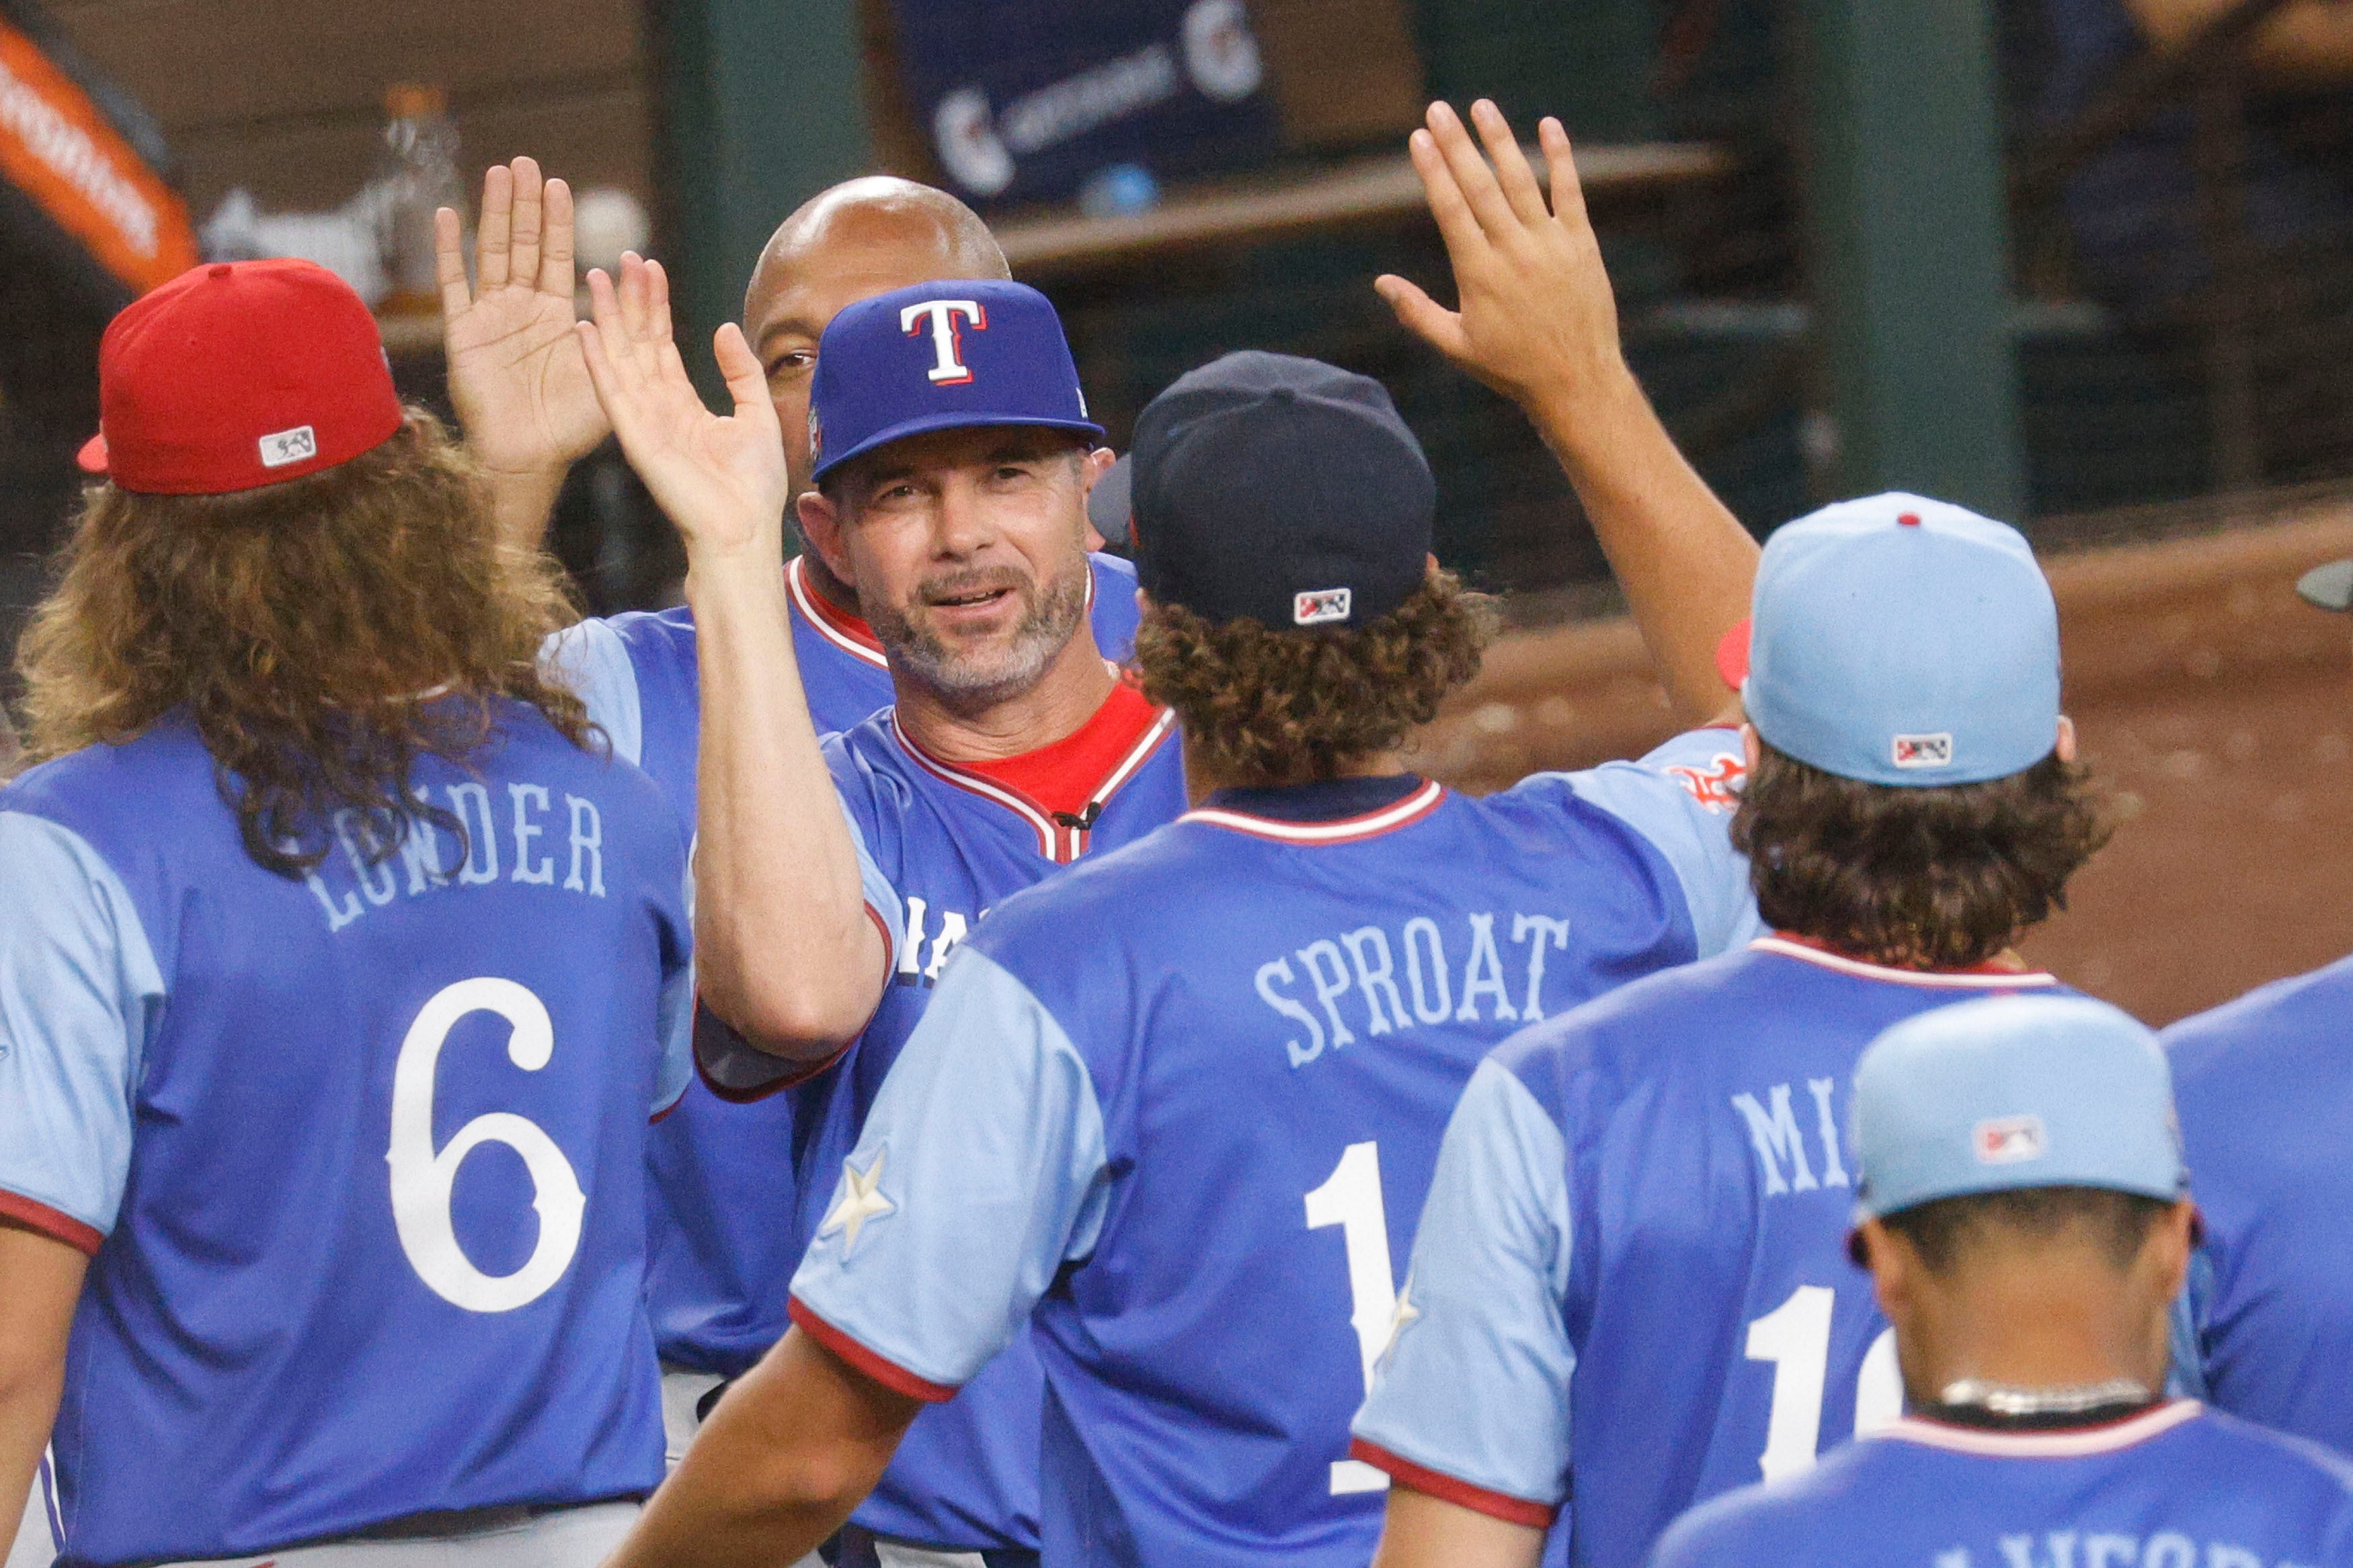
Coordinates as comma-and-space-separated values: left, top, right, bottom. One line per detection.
575, 253, 790, 563
1376, 101, 1628, 412
438, 158, 608, 487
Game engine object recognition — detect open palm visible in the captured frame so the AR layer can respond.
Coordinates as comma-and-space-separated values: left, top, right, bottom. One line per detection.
438, 158, 608, 478
577, 254, 789, 560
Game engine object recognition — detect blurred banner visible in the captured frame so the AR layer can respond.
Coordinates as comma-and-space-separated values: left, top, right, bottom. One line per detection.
0, 13, 194, 295
891, 0, 1282, 208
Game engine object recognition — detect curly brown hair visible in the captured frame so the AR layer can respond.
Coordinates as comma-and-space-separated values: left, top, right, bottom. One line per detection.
1133, 569, 1498, 788
15, 409, 594, 878
1731, 740, 2110, 969
1880, 1186, 2173, 1276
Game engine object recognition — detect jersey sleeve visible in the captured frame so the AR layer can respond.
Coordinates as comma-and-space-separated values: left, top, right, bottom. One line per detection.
540, 618, 645, 765
1349, 1057, 1575, 1526
786, 946, 1111, 1401
651, 854, 696, 1120
689, 785, 906, 1097
1559, 728, 1760, 960
0, 812, 167, 1252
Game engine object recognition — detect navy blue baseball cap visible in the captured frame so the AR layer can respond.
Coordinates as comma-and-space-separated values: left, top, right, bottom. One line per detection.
809, 278, 1103, 483
1722, 493, 2062, 787
1131, 351, 1433, 630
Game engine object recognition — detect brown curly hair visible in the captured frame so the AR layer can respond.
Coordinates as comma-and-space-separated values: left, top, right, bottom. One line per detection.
15, 409, 594, 878
1133, 569, 1498, 788
1731, 740, 2110, 969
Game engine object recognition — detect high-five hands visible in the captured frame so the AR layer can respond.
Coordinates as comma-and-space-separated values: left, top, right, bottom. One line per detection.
575, 255, 791, 565
1378, 101, 1631, 414
436, 158, 609, 486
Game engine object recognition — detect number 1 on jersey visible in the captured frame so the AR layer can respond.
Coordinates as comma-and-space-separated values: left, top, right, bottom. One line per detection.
1306, 1141, 1398, 1496
1745, 1284, 1902, 1480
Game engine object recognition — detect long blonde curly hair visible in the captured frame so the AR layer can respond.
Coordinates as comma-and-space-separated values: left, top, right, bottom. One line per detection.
15, 408, 594, 877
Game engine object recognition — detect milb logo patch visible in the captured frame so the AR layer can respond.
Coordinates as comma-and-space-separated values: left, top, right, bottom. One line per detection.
257, 425, 317, 468
1891, 732, 1953, 769
1293, 587, 1352, 626
1973, 1114, 2046, 1165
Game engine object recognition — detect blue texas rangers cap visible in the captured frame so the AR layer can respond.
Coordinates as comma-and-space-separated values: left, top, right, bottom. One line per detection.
1719, 493, 2061, 787
1851, 994, 2188, 1226
809, 278, 1103, 483
1129, 350, 1433, 630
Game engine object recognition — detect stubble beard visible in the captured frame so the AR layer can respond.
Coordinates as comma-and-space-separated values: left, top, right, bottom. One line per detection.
869, 553, 1092, 715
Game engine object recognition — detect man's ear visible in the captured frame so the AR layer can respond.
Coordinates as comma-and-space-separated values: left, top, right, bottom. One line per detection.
2056, 714, 2078, 765
1082, 446, 1117, 487
797, 490, 855, 585
1742, 724, 1761, 774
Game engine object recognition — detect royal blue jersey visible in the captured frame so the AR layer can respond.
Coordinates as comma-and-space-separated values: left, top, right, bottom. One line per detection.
545, 550, 1136, 1380
2164, 954, 2353, 1452
0, 707, 694, 1568
1649, 1402, 2353, 1568
785, 733, 1764, 1568
1352, 940, 2069, 1568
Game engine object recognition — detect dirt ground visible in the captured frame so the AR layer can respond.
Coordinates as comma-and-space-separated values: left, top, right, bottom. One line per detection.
1418, 503, 2353, 1026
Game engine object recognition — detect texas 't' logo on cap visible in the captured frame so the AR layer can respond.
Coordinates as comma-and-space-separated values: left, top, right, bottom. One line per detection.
902, 298, 986, 386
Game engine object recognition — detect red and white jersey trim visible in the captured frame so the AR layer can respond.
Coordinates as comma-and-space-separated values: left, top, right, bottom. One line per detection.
1181, 780, 1447, 844
1749, 936, 2059, 990
1878, 1399, 2202, 1458
891, 699, 1178, 863
787, 556, 887, 669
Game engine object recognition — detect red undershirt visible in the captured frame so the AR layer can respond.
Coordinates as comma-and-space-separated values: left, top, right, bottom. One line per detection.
955, 675, 1164, 820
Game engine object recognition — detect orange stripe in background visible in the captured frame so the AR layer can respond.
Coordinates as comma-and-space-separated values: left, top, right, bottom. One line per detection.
0, 20, 197, 294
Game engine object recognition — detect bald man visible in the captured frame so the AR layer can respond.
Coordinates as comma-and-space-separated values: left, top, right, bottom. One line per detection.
435, 167, 1145, 1536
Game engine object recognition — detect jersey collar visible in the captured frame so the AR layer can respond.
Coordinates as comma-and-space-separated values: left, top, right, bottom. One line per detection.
788, 556, 886, 669
1182, 777, 1447, 844
1750, 934, 2059, 989
891, 675, 1177, 864
1877, 1399, 2202, 1458
787, 554, 1099, 673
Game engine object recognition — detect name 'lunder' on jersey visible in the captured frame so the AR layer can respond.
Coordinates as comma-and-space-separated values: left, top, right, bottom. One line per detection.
0, 708, 695, 1568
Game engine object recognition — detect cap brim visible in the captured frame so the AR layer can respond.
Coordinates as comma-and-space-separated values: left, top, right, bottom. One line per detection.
2298, 559, 2353, 612
1715, 616, 1753, 689
76, 432, 108, 475
1087, 452, 1132, 546
811, 413, 1107, 483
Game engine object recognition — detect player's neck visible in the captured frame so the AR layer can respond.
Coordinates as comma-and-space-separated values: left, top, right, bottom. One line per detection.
892, 623, 1119, 764
1895, 1251, 2169, 1410
1179, 739, 1410, 808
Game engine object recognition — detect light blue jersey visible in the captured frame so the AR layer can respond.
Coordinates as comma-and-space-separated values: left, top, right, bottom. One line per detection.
1352, 941, 2067, 1568
1648, 1403, 2353, 1568
0, 706, 694, 1567
2165, 954, 2353, 1452
785, 731, 1761, 1568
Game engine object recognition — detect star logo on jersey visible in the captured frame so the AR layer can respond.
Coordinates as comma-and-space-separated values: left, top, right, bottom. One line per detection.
820, 1150, 896, 1255
1667, 752, 1747, 813
1377, 1274, 1423, 1370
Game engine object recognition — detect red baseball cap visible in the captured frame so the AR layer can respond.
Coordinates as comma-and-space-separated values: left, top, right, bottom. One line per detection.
78, 259, 403, 495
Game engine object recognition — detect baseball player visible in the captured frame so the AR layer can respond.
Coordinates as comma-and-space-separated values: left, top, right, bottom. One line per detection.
436, 163, 1144, 1479
2155, 553, 2353, 1455
0, 261, 694, 1565
1351, 494, 2108, 1568
573, 98, 1767, 1568
1650, 995, 2353, 1568
585, 121, 1780, 1568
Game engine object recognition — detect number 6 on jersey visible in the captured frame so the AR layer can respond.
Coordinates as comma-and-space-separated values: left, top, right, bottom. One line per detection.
388, 977, 586, 1313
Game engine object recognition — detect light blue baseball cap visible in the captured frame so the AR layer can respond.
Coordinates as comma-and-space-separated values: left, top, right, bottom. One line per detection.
1721, 493, 2061, 787
1851, 994, 2188, 1224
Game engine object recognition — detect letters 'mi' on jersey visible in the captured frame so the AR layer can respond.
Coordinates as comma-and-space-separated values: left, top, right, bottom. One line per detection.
785, 727, 1762, 1568
1350, 939, 2067, 1568
2164, 953, 2353, 1451
1650, 1403, 2353, 1568
0, 708, 695, 1567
